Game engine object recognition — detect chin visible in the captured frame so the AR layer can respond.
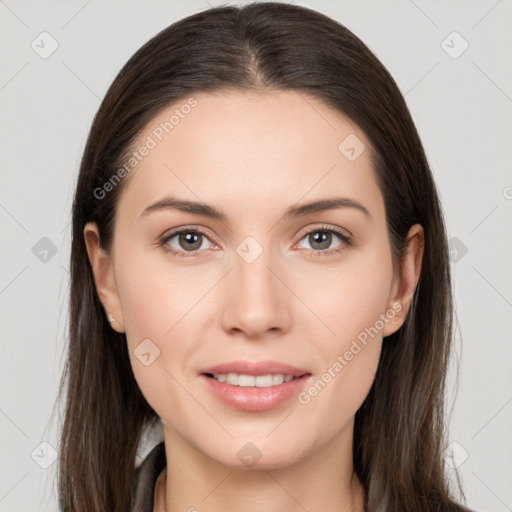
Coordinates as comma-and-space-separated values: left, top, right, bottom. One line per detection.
203, 437, 307, 471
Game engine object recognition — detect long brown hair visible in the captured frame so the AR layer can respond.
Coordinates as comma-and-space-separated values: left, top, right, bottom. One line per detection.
56, 3, 473, 511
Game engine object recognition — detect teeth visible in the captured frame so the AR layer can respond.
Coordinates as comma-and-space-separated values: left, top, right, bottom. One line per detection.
211, 373, 297, 387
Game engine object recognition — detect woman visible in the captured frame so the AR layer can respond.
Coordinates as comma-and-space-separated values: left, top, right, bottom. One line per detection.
56, 2, 475, 511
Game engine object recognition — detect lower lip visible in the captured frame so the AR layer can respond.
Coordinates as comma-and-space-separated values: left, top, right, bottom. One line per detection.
199, 374, 312, 412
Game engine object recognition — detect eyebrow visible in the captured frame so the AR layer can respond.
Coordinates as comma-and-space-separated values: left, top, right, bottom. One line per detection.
140, 196, 371, 221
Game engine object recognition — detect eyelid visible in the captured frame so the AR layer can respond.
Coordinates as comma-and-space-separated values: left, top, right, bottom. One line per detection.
295, 223, 353, 241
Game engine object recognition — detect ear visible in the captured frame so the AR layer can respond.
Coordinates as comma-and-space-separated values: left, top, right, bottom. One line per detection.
83, 222, 125, 333
382, 223, 424, 337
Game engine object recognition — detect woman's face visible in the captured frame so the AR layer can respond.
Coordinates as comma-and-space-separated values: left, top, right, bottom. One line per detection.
86, 90, 421, 469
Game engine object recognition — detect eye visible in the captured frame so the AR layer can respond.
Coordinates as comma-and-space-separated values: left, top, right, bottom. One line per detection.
159, 224, 353, 258
159, 228, 216, 257
296, 225, 353, 257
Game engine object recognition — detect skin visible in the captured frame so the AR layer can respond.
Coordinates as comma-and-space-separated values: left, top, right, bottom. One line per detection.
84, 90, 424, 512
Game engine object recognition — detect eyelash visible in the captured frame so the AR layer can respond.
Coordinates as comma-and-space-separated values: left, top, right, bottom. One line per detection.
159, 224, 353, 259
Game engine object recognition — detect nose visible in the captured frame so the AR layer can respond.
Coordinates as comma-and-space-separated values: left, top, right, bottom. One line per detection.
220, 241, 291, 340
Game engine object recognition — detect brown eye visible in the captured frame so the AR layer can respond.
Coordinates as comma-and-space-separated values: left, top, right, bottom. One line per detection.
307, 231, 334, 250
176, 231, 204, 251
160, 229, 214, 257
297, 226, 352, 256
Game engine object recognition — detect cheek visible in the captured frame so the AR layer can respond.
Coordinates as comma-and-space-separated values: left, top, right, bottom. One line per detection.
292, 245, 392, 415
115, 245, 213, 343
113, 247, 218, 408
292, 241, 394, 347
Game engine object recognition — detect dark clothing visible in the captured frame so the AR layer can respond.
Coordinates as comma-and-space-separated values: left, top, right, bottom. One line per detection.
132, 441, 166, 512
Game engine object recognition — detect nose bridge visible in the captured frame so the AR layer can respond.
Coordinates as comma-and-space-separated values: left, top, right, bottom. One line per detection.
222, 234, 289, 336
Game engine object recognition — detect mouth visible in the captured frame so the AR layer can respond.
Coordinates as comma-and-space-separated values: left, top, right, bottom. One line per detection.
199, 360, 313, 412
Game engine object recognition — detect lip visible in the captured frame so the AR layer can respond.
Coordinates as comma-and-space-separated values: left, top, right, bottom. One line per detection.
199, 360, 312, 412
200, 360, 310, 377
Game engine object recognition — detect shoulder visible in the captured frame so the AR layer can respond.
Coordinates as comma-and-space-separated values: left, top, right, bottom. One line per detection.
132, 441, 167, 512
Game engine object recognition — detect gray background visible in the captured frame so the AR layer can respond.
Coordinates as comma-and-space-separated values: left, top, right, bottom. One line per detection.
1, 0, 511, 510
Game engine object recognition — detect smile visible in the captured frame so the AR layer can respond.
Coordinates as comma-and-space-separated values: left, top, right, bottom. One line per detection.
200, 372, 312, 412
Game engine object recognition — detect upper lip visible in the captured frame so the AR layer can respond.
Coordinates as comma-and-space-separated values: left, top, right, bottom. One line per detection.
201, 360, 311, 377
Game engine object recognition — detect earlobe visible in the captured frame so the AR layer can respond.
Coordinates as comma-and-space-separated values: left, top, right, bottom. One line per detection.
83, 222, 126, 333
382, 224, 424, 337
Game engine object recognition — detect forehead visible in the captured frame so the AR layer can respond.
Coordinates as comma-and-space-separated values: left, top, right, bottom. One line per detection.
117, 90, 383, 223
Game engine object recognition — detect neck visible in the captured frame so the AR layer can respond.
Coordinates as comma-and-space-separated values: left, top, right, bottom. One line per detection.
154, 420, 366, 512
